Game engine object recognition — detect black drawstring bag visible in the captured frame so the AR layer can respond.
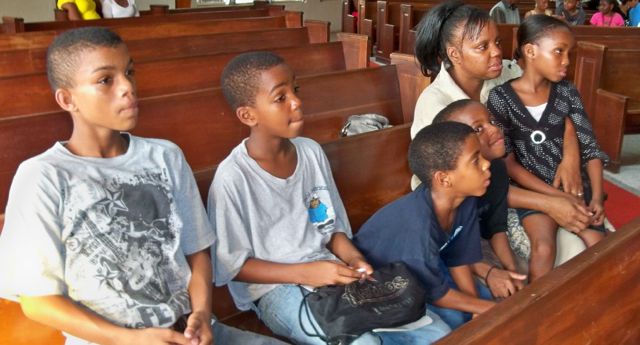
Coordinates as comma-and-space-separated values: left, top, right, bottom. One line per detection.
299, 262, 427, 345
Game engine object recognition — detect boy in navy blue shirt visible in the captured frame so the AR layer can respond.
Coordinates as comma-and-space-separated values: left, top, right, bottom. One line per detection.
353, 121, 496, 330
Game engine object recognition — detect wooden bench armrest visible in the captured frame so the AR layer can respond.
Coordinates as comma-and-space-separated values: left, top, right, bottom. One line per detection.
337, 32, 371, 69
361, 19, 374, 42
593, 89, 629, 174
390, 52, 430, 123
376, 23, 396, 64
303, 20, 330, 44
343, 15, 357, 34
2, 17, 25, 34
284, 11, 303, 28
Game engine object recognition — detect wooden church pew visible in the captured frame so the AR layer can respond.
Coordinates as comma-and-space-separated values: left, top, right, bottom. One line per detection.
0, 26, 324, 78
0, 14, 305, 53
436, 215, 640, 344
0, 39, 370, 119
2, 7, 290, 33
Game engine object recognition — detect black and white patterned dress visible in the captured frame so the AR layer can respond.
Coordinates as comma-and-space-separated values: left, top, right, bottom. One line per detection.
487, 80, 610, 192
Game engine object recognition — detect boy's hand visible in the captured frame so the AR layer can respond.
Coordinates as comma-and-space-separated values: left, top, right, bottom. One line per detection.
486, 269, 526, 299
545, 194, 591, 233
184, 311, 213, 345
129, 327, 191, 345
588, 196, 605, 226
553, 158, 583, 198
348, 256, 374, 283
300, 260, 361, 287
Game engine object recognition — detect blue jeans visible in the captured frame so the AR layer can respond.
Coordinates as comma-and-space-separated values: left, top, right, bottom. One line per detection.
252, 284, 451, 345
427, 261, 493, 330
212, 318, 288, 344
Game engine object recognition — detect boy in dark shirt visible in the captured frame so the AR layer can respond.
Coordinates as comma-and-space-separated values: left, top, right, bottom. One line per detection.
353, 121, 496, 330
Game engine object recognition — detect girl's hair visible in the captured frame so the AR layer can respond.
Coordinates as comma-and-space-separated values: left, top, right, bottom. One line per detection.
414, 1, 491, 75
600, 0, 618, 9
514, 15, 572, 61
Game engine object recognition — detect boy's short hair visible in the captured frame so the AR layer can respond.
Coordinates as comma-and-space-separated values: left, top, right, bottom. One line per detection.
221, 51, 286, 111
432, 99, 479, 124
409, 121, 475, 187
47, 27, 124, 91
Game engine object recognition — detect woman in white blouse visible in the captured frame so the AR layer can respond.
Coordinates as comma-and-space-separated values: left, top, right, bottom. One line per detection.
102, 0, 139, 18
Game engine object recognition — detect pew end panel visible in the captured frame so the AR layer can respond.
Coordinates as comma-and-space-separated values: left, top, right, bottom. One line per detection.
437, 216, 640, 344
337, 32, 372, 69
303, 20, 331, 44
377, 23, 395, 64
594, 89, 628, 174
574, 42, 606, 123
2, 17, 25, 34
390, 52, 430, 124
284, 11, 304, 28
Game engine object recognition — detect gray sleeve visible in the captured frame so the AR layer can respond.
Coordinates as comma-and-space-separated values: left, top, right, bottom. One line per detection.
491, 8, 507, 24
207, 167, 254, 286
171, 148, 216, 256
0, 161, 66, 301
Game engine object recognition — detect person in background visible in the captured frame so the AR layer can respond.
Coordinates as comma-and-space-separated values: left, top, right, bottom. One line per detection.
590, 0, 625, 25
490, 0, 521, 23
556, 0, 587, 24
102, 0, 140, 18
57, 0, 101, 20
615, 0, 639, 25
526, 0, 554, 17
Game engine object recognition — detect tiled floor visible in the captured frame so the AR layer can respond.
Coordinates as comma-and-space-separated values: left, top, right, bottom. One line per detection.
604, 134, 640, 197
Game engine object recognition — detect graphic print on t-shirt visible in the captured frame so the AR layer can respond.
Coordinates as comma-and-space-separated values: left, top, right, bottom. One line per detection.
306, 187, 336, 234
64, 170, 190, 329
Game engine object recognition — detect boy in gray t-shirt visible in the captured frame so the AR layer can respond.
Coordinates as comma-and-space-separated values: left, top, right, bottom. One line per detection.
0, 28, 283, 345
209, 52, 451, 344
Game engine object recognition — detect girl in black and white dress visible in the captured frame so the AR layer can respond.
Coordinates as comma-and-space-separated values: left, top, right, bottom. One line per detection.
487, 16, 610, 283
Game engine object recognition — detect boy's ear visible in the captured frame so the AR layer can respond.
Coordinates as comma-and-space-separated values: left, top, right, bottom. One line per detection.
447, 46, 461, 66
433, 171, 452, 189
236, 106, 257, 127
54, 89, 78, 113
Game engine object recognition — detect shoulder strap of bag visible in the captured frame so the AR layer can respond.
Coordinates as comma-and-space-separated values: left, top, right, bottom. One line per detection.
298, 285, 331, 345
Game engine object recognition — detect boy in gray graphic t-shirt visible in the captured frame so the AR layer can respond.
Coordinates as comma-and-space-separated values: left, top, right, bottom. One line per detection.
0, 28, 284, 345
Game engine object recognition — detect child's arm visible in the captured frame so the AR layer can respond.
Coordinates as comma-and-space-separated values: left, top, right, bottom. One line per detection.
234, 229, 369, 288
470, 262, 526, 299
431, 285, 496, 315
184, 248, 214, 345
449, 265, 478, 297
326, 232, 373, 274
554, 118, 583, 196
235, 258, 362, 288
586, 159, 605, 226
504, 153, 567, 197
508, 185, 592, 233
488, 233, 518, 272
19, 295, 189, 345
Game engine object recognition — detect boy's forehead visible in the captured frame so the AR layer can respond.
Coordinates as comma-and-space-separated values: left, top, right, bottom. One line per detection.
457, 134, 481, 162
76, 44, 131, 70
452, 103, 490, 124
257, 64, 294, 91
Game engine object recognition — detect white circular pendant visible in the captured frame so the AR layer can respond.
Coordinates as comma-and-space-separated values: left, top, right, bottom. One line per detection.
530, 130, 546, 145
